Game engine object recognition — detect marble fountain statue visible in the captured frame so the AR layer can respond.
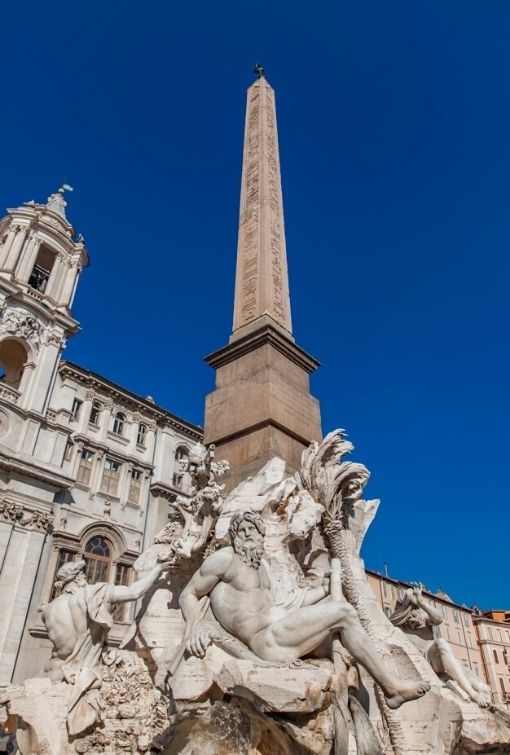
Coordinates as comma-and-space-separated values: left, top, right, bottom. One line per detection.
2, 431, 510, 754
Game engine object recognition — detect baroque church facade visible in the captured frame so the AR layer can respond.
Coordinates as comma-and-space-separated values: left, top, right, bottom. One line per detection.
0, 190, 201, 684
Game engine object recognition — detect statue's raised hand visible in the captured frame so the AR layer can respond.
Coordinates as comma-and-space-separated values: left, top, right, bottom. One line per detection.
410, 582, 423, 607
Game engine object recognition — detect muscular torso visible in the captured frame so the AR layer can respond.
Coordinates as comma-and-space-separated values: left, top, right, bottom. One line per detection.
210, 554, 285, 645
42, 585, 109, 659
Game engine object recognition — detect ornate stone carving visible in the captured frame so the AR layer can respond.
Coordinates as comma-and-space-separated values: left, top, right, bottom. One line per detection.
39, 557, 172, 738
390, 583, 492, 707
0, 500, 53, 531
0, 307, 41, 347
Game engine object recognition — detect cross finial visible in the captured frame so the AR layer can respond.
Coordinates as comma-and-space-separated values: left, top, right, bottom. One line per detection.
253, 62, 264, 79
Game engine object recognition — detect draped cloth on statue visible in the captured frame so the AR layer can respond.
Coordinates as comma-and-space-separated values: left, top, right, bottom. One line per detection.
61, 583, 114, 736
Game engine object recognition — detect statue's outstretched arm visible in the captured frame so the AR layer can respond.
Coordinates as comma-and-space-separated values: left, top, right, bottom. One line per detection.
111, 561, 171, 604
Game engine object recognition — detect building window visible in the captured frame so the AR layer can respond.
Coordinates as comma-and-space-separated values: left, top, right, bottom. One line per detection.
77, 448, 94, 486
497, 629, 503, 642
28, 246, 55, 292
84, 536, 112, 584
433, 625, 441, 639
493, 649, 499, 664
71, 398, 82, 420
463, 613, 470, 627
441, 604, 448, 620
112, 412, 125, 435
0, 338, 28, 390
457, 630, 462, 644
50, 548, 76, 599
453, 610, 460, 624
112, 563, 133, 621
89, 401, 101, 426
64, 440, 74, 462
467, 632, 473, 648
499, 677, 506, 695
173, 445, 189, 487
136, 423, 147, 447
446, 627, 451, 641
100, 458, 121, 496
488, 627, 493, 641
128, 468, 142, 504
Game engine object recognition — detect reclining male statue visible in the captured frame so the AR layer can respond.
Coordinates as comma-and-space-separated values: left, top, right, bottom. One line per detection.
178, 510, 430, 709
41, 557, 171, 736
390, 583, 491, 707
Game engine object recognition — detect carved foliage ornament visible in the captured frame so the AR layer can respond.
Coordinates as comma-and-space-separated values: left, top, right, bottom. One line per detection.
0, 499, 53, 531
0, 308, 42, 347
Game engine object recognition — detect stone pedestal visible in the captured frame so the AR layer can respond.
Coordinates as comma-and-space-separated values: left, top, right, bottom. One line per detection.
204, 322, 321, 488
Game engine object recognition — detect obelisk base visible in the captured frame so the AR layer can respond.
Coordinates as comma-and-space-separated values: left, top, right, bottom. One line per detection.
204, 324, 322, 491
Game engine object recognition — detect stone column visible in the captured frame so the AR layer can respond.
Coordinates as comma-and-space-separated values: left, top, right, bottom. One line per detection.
0, 522, 47, 683
44, 253, 65, 300
18, 234, 43, 281
0, 225, 19, 268
4, 225, 29, 271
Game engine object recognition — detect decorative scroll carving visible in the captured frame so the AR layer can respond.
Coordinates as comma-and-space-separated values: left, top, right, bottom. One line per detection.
0, 500, 53, 531
0, 307, 42, 347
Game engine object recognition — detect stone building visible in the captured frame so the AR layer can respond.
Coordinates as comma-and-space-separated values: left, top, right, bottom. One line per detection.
0, 191, 201, 685
473, 610, 510, 705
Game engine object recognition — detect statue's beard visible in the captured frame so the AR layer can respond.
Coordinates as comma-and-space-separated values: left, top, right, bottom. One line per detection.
233, 536, 264, 569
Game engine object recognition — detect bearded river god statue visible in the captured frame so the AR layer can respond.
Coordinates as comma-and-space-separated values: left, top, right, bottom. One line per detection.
2, 432, 510, 755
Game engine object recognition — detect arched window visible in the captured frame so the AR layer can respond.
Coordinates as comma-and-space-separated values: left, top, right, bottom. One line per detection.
173, 445, 189, 488
84, 536, 112, 584
0, 338, 28, 389
136, 423, 147, 447
112, 411, 125, 435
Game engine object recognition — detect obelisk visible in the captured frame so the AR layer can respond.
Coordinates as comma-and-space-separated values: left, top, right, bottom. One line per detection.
204, 67, 322, 487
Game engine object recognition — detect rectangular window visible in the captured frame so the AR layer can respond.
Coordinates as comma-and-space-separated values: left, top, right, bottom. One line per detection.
89, 401, 101, 426
446, 627, 451, 641
493, 649, 499, 664
453, 610, 460, 624
499, 677, 506, 695
100, 458, 121, 496
77, 449, 94, 486
64, 440, 74, 461
441, 604, 448, 620
488, 627, 493, 640
433, 625, 441, 639
71, 398, 83, 420
128, 468, 142, 504
497, 629, 503, 642
467, 632, 472, 648
50, 549, 75, 599
463, 613, 470, 627
112, 563, 133, 621
457, 630, 462, 644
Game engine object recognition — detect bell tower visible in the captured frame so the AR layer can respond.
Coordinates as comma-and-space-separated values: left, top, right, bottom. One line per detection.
0, 188, 89, 415
204, 70, 322, 487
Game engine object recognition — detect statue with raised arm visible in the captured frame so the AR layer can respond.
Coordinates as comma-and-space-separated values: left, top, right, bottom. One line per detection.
390, 583, 491, 708
179, 510, 430, 709
41, 557, 172, 736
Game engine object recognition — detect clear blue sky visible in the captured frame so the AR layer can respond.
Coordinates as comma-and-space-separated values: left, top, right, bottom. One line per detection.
2, 1, 509, 608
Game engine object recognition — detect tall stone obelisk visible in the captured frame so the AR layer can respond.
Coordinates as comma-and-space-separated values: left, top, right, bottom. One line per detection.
204, 69, 322, 486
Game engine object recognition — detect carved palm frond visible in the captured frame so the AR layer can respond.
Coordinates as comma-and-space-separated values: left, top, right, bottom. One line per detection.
298, 429, 370, 531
